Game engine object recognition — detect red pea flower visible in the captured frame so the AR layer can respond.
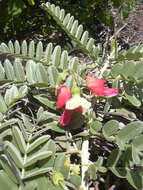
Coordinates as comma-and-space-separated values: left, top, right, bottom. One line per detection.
56, 85, 83, 126
58, 109, 71, 126
56, 85, 72, 109
86, 76, 118, 96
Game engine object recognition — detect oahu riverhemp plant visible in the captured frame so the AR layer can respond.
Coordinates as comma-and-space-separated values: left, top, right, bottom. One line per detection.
1, 2, 143, 190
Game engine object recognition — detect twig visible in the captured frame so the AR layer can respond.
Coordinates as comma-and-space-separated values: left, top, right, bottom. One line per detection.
65, 126, 70, 152
102, 28, 110, 63
109, 23, 128, 41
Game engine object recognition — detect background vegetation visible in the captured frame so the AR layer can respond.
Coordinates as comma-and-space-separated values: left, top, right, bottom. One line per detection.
0, 0, 142, 190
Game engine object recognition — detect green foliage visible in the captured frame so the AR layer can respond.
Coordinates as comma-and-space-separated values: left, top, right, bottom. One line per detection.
0, 1, 143, 190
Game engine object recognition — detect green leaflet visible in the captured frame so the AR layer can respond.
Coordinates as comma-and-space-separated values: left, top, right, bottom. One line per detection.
14, 40, 20, 54
12, 126, 26, 154
0, 170, 18, 190
22, 40, 27, 56
23, 168, 51, 180
0, 62, 5, 80
35, 63, 48, 84
8, 41, 14, 54
24, 151, 52, 167
60, 50, 68, 70
52, 46, 61, 68
34, 95, 56, 110
26, 60, 37, 83
0, 94, 7, 113
36, 41, 43, 60
13, 59, 25, 82
28, 40, 35, 58
4, 59, 15, 80
45, 43, 53, 63
48, 65, 59, 87
117, 121, 143, 144
5, 141, 23, 168
27, 135, 50, 153
0, 155, 18, 184
103, 120, 119, 138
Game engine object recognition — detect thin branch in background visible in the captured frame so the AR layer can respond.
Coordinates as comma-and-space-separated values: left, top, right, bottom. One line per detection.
110, 23, 128, 41
65, 125, 70, 152
102, 28, 110, 63
0, 138, 24, 188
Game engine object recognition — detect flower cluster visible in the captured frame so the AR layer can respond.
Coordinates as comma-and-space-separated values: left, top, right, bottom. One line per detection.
56, 76, 118, 126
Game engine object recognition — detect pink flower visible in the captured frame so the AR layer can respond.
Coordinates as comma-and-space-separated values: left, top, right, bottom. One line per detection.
56, 85, 72, 109
58, 109, 71, 126
86, 76, 118, 96
56, 85, 82, 126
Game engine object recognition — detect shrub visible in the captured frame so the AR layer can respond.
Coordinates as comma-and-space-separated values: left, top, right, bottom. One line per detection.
0, 1, 143, 190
